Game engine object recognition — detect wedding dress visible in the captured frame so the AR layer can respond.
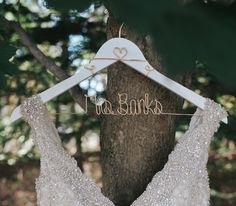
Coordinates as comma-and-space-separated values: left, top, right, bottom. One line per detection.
20, 95, 227, 206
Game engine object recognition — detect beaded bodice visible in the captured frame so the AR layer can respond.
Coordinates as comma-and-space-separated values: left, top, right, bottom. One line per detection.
20, 95, 227, 206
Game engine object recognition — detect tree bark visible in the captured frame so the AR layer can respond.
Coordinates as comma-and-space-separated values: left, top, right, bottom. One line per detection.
100, 14, 183, 206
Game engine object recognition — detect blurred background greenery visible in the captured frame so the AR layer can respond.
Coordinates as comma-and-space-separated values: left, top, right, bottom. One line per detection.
0, 0, 236, 205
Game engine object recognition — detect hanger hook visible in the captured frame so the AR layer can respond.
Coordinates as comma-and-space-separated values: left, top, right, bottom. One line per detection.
118, 23, 124, 38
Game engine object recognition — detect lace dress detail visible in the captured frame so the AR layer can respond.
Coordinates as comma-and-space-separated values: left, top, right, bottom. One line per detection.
20, 95, 227, 206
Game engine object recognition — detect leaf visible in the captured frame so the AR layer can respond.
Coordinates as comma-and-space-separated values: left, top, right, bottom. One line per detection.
0, 41, 18, 88
0, 14, 4, 28
46, 0, 93, 13
0, 70, 7, 88
0, 1, 4, 10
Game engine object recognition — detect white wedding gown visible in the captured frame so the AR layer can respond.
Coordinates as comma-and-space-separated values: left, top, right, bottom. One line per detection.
20, 95, 227, 206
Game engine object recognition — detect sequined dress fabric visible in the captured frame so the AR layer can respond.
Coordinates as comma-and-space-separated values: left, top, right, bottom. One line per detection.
20, 95, 227, 206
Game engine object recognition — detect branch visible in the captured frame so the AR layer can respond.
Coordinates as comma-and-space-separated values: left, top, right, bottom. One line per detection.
1, 16, 97, 116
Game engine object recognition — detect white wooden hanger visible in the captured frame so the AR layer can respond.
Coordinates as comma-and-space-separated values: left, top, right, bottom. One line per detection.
11, 26, 228, 124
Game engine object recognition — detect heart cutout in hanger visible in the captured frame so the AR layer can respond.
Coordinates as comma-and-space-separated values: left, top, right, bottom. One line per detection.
113, 47, 128, 60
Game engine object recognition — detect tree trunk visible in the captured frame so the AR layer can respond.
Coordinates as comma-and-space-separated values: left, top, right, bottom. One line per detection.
100, 14, 183, 206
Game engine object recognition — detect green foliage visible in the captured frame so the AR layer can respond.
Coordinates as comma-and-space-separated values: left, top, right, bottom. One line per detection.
46, 0, 94, 13
0, 40, 17, 88
0, 1, 5, 12
0, 1, 104, 164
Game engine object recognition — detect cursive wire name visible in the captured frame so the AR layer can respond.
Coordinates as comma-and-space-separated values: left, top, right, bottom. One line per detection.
85, 93, 163, 116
